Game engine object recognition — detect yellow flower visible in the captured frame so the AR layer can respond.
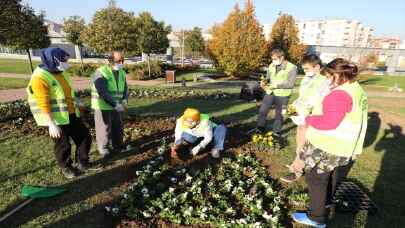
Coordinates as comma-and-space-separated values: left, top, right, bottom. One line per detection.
266, 131, 273, 136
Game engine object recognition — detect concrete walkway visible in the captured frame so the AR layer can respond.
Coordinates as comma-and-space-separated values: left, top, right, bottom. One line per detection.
0, 73, 164, 102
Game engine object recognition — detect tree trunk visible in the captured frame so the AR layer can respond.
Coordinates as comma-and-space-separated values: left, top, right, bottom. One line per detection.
147, 54, 151, 79
79, 46, 84, 70
26, 49, 34, 73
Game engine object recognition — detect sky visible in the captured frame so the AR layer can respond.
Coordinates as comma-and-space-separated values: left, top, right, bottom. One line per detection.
26, 0, 405, 39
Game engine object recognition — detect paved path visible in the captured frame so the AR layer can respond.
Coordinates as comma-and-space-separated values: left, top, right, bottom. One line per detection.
0, 73, 164, 102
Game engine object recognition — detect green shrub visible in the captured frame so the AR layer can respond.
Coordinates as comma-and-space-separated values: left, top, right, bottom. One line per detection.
126, 61, 163, 80
67, 63, 99, 77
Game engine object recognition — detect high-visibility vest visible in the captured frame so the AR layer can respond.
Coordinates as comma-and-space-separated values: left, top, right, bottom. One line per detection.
266, 61, 296, 96
180, 113, 217, 131
306, 81, 368, 158
26, 67, 80, 126
91, 65, 126, 110
293, 74, 328, 116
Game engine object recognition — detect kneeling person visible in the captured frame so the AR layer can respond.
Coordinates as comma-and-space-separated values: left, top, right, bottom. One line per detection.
171, 108, 226, 158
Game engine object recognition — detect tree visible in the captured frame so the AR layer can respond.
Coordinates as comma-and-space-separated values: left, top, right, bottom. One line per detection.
0, 1, 50, 73
80, 1, 137, 54
0, 0, 23, 44
207, 0, 266, 77
63, 16, 86, 68
268, 14, 307, 64
134, 12, 171, 78
184, 27, 205, 58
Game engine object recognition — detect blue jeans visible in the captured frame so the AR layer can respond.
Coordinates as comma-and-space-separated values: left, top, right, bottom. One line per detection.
175, 124, 227, 151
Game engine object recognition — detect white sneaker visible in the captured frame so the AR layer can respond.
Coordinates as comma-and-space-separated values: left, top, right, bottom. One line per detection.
211, 149, 220, 158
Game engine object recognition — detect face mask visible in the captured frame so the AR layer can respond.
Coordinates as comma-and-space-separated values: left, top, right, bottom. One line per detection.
113, 63, 123, 71
305, 71, 316, 77
57, 62, 70, 71
272, 60, 281, 66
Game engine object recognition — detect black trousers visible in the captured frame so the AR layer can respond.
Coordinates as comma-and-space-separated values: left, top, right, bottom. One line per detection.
305, 161, 355, 223
257, 94, 289, 133
52, 115, 92, 168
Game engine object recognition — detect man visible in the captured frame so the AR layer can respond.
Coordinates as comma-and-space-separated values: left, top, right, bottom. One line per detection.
255, 49, 297, 136
91, 51, 128, 158
27, 47, 92, 179
171, 108, 227, 158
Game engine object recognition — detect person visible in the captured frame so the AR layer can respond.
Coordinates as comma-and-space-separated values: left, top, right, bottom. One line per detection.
255, 49, 297, 136
91, 51, 128, 158
171, 108, 227, 159
290, 58, 368, 227
280, 54, 330, 183
26, 47, 92, 179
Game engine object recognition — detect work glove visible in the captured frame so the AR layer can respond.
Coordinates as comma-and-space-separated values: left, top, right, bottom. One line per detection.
290, 115, 306, 126
114, 103, 125, 112
122, 99, 128, 106
48, 121, 62, 138
191, 145, 201, 156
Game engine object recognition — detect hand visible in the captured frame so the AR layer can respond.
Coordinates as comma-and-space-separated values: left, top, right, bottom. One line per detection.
122, 100, 128, 106
290, 115, 306, 126
171, 145, 178, 158
114, 104, 125, 112
260, 80, 267, 88
191, 145, 201, 156
48, 121, 62, 138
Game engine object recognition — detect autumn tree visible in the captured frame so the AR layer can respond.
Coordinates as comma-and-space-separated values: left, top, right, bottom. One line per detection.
184, 27, 205, 58
63, 16, 86, 67
0, 0, 50, 72
207, 0, 266, 77
268, 14, 307, 64
80, 1, 137, 54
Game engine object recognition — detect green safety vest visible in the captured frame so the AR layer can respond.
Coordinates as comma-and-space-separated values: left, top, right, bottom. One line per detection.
306, 81, 368, 158
266, 61, 296, 97
91, 65, 126, 110
27, 67, 80, 126
294, 74, 328, 116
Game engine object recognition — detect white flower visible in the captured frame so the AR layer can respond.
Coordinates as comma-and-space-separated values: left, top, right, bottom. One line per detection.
141, 187, 148, 194
184, 206, 193, 217
253, 222, 262, 228
105, 206, 111, 212
262, 211, 271, 220
169, 187, 175, 193
136, 171, 142, 176
149, 160, 156, 165
142, 211, 151, 218
143, 193, 150, 198
238, 218, 247, 224
273, 205, 280, 212
146, 164, 152, 170
170, 177, 177, 183
185, 174, 193, 183
225, 208, 234, 214
112, 207, 119, 214
123, 193, 128, 199
201, 207, 208, 213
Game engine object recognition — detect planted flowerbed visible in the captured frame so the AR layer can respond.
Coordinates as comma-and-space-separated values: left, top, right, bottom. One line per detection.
110, 148, 288, 227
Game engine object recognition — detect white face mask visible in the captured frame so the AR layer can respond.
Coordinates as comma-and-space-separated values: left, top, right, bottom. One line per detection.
113, 63, 123, 71
57, 62, 70, 71
272, 60, 281, 66
305, 71, 316, 77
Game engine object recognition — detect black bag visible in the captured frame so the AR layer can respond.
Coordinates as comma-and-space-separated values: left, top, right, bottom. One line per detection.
239, 82, 265, 101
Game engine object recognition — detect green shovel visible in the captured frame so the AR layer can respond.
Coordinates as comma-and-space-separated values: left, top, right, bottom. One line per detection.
0, 185, 66, 223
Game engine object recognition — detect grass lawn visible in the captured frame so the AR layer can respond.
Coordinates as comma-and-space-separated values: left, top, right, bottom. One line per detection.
175, 68, 224, 82
0, 85, 404, 227
0, 77, 29, 90
358, 74, 405, 90
0, 59, 40, 75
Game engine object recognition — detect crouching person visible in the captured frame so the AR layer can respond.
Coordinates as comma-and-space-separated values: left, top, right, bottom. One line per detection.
171, 108, 226, 158
27, 47, 92, 179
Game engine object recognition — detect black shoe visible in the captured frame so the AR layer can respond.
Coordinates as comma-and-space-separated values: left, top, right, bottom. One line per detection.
62, 167, 78, 179
77, 162, 101, 172
280, 173, 299, 183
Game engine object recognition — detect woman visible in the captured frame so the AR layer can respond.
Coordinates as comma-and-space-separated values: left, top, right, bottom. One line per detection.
290, 58, 368, 227
26, 47, 93, 179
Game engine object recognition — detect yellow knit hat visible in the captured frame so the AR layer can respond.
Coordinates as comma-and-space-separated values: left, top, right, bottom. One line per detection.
182, 108, 200, 128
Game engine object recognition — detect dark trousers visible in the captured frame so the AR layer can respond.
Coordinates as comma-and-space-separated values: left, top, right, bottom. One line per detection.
257, 94, 289, 133
305, 161, 355, 223
53, 115, 92, 168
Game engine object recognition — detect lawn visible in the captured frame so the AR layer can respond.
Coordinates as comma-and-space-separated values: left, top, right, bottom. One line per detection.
0, 77, 29, 90
175, 68, 224, 82
0, 84, 404, 227
0, 58, 40, 75
358, 74, 405, 90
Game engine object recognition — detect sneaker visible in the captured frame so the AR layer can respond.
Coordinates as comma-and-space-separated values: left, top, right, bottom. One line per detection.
292, 212, 326, 228
211, 149, 220, 158
61, 167, 78, 179
280, 173, 299, 183
77, 162, 101, 172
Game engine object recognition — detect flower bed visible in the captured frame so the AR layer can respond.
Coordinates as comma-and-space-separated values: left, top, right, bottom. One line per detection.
113, 151, 288, 227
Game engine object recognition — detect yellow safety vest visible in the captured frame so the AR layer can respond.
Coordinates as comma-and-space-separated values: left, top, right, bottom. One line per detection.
306, 81, 368, 158
266, 61, 296, 96
27, 67, 80, 126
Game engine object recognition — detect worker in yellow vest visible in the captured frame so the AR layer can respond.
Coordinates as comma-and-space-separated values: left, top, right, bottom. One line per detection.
171, 108, 227, 159
290, 58, 368, 227
27, 47, 92, 179
255, 49, 297, 137
91, 51, 128, 158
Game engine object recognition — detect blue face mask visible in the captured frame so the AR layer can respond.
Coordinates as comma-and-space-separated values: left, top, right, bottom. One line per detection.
113, 64, 123, 71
